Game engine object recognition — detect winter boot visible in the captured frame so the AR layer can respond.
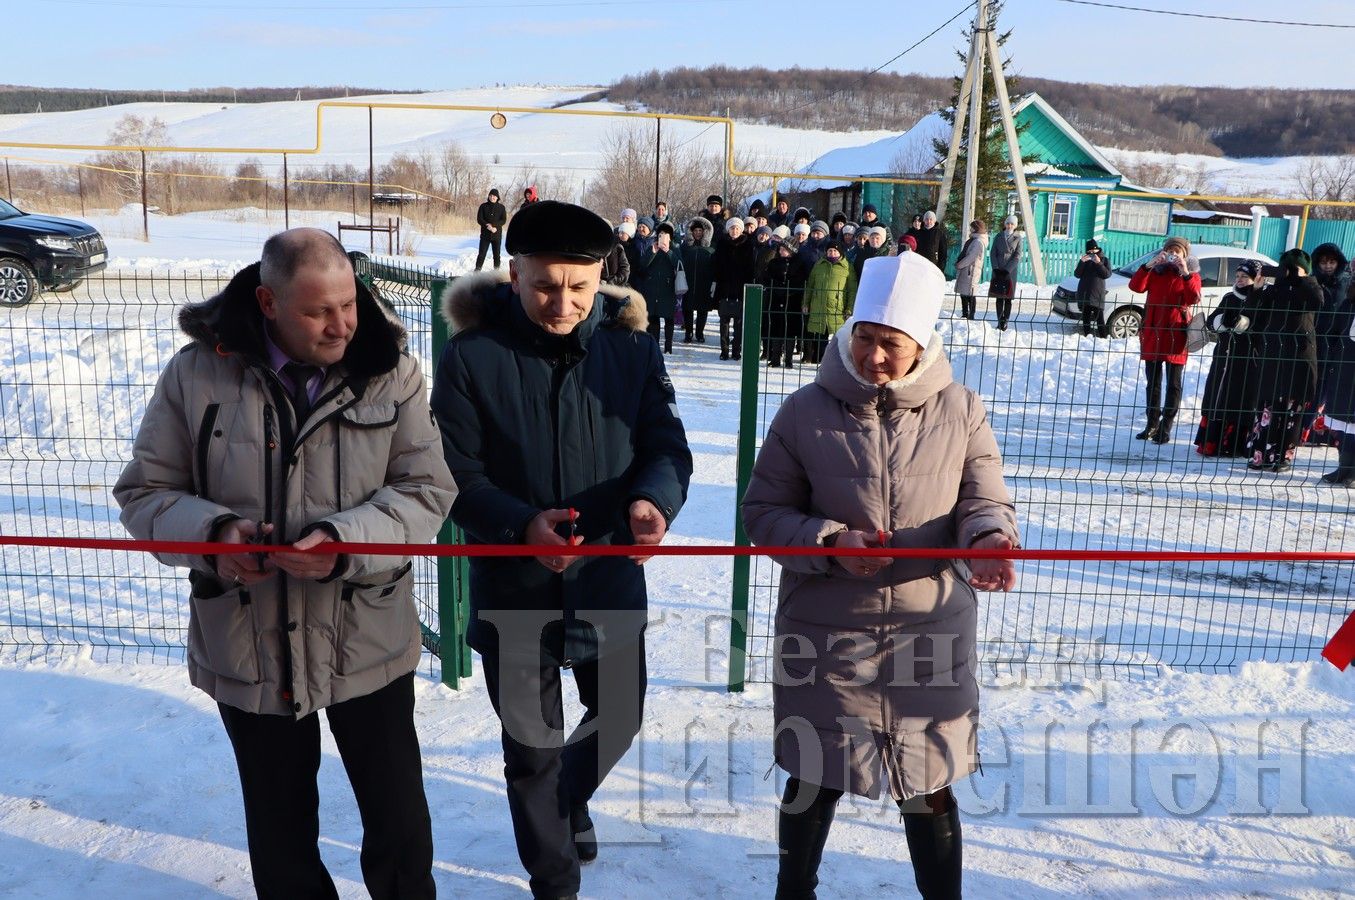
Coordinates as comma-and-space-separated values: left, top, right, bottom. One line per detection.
775, 780, 840, 900
571, 804, 598, 864
1136, 409, 1160, 441
901, 790, 962, 900
1326, 433, 1355, 486
1153, 414, 1174, 445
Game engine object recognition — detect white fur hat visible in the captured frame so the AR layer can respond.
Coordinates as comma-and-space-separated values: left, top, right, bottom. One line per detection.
616, 221, 636, 237
725, 217, 744, 234
793, 222, 811, 236
772, 225, 791, 240
849, 253, 946, 346
620, 208, 637, 222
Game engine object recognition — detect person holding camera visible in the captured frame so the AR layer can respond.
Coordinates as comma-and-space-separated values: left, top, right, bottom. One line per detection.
1128, 236, 1202, 444
1074, 239, 1112, 337
1243, 248, 1322, 471
636, 221, 681, 354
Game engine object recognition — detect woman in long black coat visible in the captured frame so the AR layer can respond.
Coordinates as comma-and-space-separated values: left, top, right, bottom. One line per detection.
759, 240, 807, 368
1195, 260, 1264, 457
1320, 278, 1355, 484
1243, 249, 1323, 471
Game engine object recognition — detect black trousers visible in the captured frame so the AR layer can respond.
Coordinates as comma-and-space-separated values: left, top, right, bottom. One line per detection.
475, 234, 502, 270
481, 638, 647, 898
1080, 300, 1106, 335
217, 672, 434, 900
720, 313, 743, 357
1144, 360, 1185, 422
684, 305, 710, 338
647, 315, 675, 353
994, 297, 1013, 326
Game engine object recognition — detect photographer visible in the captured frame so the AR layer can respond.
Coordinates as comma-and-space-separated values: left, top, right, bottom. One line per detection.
1127, 236, 1202, 443
1074, 239, 1112, 337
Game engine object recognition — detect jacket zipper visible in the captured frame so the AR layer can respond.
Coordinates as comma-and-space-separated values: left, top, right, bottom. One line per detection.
876, 387, 895, 779
195, 402, 220, 498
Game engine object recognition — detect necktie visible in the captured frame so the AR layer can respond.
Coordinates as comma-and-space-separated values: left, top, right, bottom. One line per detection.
281, 362, 320, 421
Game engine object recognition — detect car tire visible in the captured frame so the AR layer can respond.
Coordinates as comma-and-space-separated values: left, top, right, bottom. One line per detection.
0, 258, 40, 308
50, 279, 83, 293
1106, 306, 1142, 339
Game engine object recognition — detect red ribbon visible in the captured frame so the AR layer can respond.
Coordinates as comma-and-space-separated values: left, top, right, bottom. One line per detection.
2, 533, 1355, 562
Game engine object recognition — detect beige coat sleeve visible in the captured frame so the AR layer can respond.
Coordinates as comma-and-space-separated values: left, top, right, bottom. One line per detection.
113, 353, 238, 573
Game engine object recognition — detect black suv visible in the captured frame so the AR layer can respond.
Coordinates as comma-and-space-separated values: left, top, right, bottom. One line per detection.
0, 198, 107, 307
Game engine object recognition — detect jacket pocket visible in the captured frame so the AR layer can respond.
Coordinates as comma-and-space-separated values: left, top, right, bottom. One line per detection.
336, 561, 414, 676
188, 579, 262, 684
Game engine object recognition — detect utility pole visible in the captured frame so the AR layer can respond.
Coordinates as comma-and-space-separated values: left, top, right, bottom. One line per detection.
936, 0, 1045, 284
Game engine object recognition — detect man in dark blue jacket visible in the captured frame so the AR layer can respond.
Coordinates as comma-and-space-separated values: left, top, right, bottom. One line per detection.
430, 200, 692, 900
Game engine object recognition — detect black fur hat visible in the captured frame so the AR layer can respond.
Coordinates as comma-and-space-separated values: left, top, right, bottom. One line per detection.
505, 200, 613, 262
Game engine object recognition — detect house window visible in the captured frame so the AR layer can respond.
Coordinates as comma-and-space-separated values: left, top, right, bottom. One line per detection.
1049, 196, 1075, 239
1108, 197, 1170, 235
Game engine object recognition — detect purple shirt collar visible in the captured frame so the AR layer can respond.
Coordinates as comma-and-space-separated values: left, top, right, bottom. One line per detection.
263, 326, 327, 402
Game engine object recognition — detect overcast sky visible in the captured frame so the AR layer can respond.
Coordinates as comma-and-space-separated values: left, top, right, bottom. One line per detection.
9, 0, 1353, 93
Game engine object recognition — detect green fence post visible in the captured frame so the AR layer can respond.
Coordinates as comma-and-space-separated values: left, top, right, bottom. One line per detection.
728, 283, 764, 692
429, 276, 466, 689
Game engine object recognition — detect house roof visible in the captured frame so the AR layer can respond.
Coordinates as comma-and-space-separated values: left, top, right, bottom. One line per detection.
778, 92, 1121, 194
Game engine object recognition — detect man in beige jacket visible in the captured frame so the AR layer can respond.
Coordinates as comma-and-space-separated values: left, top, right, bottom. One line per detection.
115, 228, 456, 899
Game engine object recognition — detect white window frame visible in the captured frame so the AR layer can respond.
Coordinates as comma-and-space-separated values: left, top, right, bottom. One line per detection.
1048, 195, 1076, 239
1108, 197, 1170, 235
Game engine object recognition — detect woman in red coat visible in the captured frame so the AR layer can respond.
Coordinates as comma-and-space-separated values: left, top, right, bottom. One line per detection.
1128, 235, 1202, 443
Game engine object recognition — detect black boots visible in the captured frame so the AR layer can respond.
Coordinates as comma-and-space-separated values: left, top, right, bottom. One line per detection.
1153, 414, 1174, 445
1136, 409, 1160, 441
776, 780, 963, 900
1322, 433, 1355, 486
902, 800, 963, 900
775, 779, 840, 900
571, 804, 597, 864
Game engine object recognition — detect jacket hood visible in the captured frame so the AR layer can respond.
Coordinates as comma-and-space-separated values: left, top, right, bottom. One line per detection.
177, 262, 406, 379
817, 325, 952, 409
1312, 242, 1348, 276
687, 216, 713, 248
439, 268, 648, 334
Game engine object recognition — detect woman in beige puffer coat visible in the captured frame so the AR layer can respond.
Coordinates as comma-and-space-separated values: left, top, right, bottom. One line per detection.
743, 253, 1019, 900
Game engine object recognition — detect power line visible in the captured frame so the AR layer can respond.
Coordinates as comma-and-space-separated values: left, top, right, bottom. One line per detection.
1053, 0, 1355, 29
782, 1, 978, 115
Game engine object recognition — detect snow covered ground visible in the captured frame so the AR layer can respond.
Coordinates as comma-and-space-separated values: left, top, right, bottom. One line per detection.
1, 207, 1353, 897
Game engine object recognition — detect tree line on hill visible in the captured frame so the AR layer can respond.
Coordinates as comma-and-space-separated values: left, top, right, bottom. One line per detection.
608, 66, 1355, 158
0, 85, 417, 115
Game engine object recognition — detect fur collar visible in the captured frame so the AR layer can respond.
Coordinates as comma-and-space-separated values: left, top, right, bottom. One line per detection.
177, 262, 406, 378
440, 269, 649, 334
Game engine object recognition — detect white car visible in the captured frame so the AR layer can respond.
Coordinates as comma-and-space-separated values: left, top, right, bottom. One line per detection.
1050, 244, 1278, 338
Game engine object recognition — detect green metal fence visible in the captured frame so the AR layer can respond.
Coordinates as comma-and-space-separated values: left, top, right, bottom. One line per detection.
727, 281, 1353, 690
0, 261, 474, 688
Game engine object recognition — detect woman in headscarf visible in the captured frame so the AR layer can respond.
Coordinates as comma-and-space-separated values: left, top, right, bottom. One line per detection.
1194, 260, 1265, 457
743, 253, 1019, 900
953, 219, 988, 320
1243, 248, 1322, 471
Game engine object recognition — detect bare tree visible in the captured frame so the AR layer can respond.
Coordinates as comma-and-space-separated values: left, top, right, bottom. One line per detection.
1295, 156, 1355, 220
93, 114, 172, 204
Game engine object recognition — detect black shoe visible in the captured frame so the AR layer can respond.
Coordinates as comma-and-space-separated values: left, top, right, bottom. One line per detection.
697, 333, 707, 343
997, 322, 1008, 331
1321, 470, 1343, 483
731, 353, 741, 360
1135, 426, 1158, 441
1152, 420, 1173, 445
719, 351, 729, 360
1273, 460, 1291, 473
571, 805, 597, 864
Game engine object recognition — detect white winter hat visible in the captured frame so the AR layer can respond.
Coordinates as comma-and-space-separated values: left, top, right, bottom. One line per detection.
616, 221, 636, 237
725, 217, 745, 234
849, 253, 946, 347
870, 225, 888, 238
772, 225, 791, 240
793, 223, 811, 236
744, 216, 758, 229
620, 208, 637, 222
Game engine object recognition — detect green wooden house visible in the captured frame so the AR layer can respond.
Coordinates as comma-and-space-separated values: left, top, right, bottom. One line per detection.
780, 93, 1268, 282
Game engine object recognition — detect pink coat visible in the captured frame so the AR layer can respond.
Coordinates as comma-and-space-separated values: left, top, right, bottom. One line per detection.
742, 328, 1019, 800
